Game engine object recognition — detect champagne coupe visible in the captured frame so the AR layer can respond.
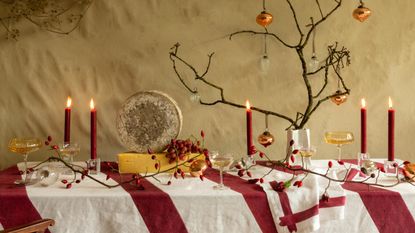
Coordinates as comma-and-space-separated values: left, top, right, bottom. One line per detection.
324, 131, 354, 161
8, 138, 43, 184
58, 143, 80, 175
210, 152, 234, 190
299, 146, 316, 169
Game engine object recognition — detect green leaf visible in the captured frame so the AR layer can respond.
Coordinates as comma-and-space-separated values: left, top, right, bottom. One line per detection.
284, 181, 291, 188
241, 158, 246, 167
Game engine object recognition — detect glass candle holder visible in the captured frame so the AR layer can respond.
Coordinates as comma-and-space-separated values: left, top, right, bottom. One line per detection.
87, 158, 101, 175
358, 152, 370, 168
384, 160, 398, 177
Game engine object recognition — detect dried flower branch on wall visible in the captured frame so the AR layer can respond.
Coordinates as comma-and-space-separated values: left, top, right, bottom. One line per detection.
0, 0, 93, 40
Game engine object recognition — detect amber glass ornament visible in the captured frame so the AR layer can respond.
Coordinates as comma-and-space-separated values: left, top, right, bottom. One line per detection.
258, 130, 275, 147
331, 90, 348, 106
256, 11, 273, 27
189, 160, 207, 177
353, 4, 371, 22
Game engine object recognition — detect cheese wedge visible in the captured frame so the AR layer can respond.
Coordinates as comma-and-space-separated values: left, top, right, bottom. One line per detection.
118, 152, 205, 174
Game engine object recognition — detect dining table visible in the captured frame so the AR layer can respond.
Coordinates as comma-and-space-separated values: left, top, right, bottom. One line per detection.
0, 159, 414, 233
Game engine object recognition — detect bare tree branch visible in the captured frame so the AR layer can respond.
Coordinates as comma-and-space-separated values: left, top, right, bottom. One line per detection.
229, 30, 297, 49
286, 0, 304, 45
302, 0, 342, 48
315, 0, 324, 18
171, 0, 350, 130
169, 43, 299, 128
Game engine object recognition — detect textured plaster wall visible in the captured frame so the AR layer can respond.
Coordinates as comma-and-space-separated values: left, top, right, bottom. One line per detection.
1, 0, 415, 169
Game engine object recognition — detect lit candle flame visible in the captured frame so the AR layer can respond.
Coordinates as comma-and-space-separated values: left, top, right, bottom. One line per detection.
361, 98, 366, 108
66, 96, 72, 108
246, 100, 251, 110
90, 98, 95, 110
389, 97, 393, 109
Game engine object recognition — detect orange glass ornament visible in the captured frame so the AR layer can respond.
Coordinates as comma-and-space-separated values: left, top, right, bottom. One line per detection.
331, 90, 348, 106
189, 160, 207, 177
256, 11, 273, 27
353, 4, 371, 22
258, 131, 275, 147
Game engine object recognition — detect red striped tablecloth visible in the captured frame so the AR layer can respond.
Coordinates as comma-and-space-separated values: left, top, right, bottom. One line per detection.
0, 159, 414, 233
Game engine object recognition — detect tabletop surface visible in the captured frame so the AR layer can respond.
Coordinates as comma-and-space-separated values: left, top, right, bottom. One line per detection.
0, 159, 414, 233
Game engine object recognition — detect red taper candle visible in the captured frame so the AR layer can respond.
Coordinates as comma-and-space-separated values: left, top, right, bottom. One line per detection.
90, 98, 97, 160
64, 96, 72, 144
360, 98, 367, 154
246, 100, 253, 155
388, 97, 395, 161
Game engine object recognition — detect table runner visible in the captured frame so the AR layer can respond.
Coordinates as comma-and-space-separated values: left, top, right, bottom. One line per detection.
203, 168, 278, 233
0, 165, 47, 232
101, 163, 188, 233
341, 159, 415, 233
1, 159, 415, 233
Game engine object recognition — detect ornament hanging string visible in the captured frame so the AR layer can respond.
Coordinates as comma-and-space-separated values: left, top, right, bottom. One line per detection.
264, 34, 268, 56
265, 114, 269, 130
263, 0, 268, 56
311, 17, 316, 56
336, 67, 341, 90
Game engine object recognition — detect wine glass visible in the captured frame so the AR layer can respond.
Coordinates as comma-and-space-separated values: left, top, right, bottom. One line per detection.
210, 152, 234, 190
8, 137, 43, 184
324, 131, 354, 161
58, 143, 80, 175
299, 146, 316, 169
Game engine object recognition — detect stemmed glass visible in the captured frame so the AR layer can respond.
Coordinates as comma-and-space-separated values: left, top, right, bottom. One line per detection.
58, 143, 80, 175
210, 151, 234, 190
299, 146, 317, 169
8, 138, 43, 184
324, 131, 354, 161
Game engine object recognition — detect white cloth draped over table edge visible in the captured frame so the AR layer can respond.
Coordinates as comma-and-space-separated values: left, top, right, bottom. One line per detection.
0, 159, 411, 233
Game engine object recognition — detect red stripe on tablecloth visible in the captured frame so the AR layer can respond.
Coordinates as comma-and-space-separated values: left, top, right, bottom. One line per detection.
342, 159, 415, 233
102, 164, 188, 233
203, 168, 278, 233
0, 166, 48, 232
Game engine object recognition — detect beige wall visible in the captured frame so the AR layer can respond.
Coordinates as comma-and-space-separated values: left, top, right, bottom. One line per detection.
1, 0, 414, 170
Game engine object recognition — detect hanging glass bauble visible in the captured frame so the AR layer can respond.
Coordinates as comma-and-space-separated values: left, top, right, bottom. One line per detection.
189, 159, 207, 177
330, 90, 348, 106
256, 11, 273, 27
353, 4, 371, 22
308, 55, 320, 73
258, 130, 275, 147
190, 92, 201, 102
259, 55, 270, 76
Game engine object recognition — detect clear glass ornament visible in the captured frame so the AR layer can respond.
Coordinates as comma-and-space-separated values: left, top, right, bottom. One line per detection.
259, 55, 270, 76
190, 92, 201, 102
308, 54, 320, 73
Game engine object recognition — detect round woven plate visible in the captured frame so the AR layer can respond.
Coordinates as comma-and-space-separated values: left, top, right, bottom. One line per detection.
116, 90, 182, 153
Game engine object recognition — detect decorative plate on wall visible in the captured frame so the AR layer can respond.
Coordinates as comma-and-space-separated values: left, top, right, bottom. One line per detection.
116, 90, 183, 153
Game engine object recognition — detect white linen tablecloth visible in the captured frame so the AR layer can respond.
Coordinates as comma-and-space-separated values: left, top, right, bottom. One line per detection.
0, 159, 414, 233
